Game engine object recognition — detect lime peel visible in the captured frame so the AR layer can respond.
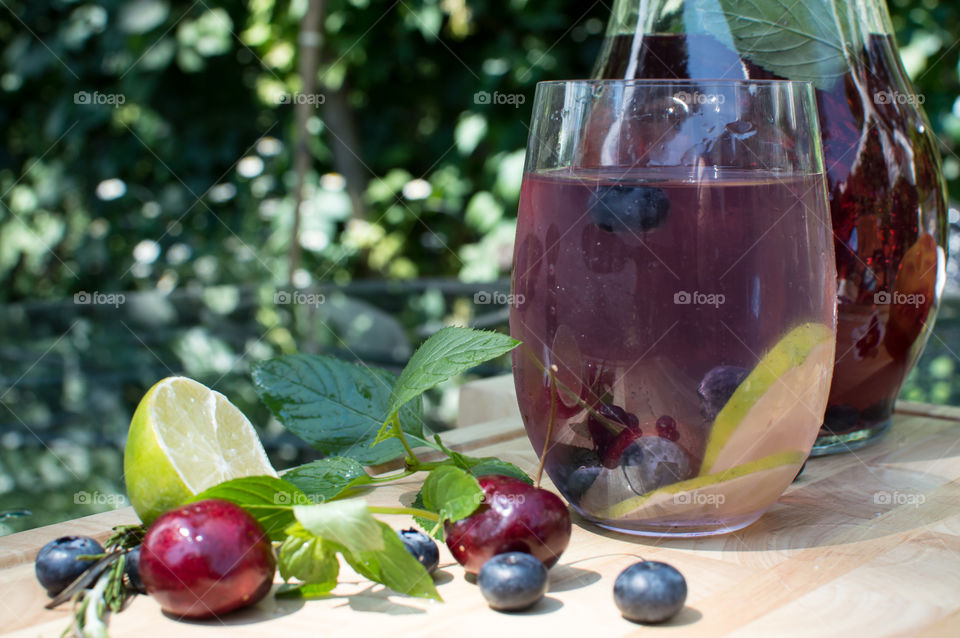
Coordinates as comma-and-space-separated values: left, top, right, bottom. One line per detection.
124, 377, 277, 525
601, 449, 806, 520
701, 322, 834, 473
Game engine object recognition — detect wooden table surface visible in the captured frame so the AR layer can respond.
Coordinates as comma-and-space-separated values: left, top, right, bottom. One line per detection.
3, 382, 960, 637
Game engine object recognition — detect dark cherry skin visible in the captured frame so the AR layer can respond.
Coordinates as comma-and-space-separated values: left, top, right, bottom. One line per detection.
445, 475, 572, 575
140, 499, 276, 619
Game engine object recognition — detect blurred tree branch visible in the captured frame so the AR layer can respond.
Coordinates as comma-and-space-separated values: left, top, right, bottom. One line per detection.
290, 0, 326, 283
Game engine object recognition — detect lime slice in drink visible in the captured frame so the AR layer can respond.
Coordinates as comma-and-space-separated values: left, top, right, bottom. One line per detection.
583, 449, 805, 521
701, 322, 834, 475
124, 377, 277, 525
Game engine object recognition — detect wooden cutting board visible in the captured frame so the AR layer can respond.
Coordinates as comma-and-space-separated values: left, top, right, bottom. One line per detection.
3, 400, 960, 637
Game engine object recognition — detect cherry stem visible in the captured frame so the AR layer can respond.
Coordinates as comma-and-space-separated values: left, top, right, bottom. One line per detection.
368, 469, 417, 484
367, 506, 440, 522
521, 347, 624, 433
534, 364, 558, 488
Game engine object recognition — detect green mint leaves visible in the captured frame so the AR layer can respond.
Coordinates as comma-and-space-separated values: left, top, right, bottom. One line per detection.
253, 355, 427, 465
277, 531, 340, 591
282, 457, 374, 502
387, 326, 520, 417
421, 466, 483, 528
293, 500, 385, 554
276, 517, 440, 601
188, 476, 306, 541
700, 0, 853, 90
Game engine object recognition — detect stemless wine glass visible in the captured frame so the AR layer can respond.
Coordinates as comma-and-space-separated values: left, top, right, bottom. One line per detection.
510, 80, 838, 536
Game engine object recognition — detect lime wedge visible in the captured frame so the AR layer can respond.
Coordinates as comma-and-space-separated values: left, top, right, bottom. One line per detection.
124, 377, 277, 524
701, 323, 834, 474
586, 450, 805, 521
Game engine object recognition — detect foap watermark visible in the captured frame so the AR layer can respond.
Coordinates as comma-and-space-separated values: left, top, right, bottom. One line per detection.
480, 492, 526, 507
674, 492, 725, 507
75, 491, 127, 507
273, 490, 319, 506
274, 290, 326, 307
474, 90, 525, 108
278, 92, 326, 106
674, 90, 726, 107
674, 290, 725, 308
74, 291, 126, 307
474, 290, 525, 306
873, 490, 925, 507
874, 90, 925, 106
74, 91, 126, 107
874, 290, 925, 307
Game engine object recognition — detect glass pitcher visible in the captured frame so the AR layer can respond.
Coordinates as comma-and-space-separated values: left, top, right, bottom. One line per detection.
593, 0, 948, 454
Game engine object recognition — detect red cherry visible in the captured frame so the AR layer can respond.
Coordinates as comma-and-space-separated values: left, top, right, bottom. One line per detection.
656, 415, 680, 441
601, 428, 642, 468
445, 475, 571, 575
140, 499, 276, 618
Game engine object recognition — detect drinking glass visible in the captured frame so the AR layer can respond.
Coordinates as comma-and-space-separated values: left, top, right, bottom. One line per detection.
510, 79, 837, 536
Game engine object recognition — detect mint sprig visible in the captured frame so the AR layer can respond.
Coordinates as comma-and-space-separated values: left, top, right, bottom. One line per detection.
176, 328, 524, 603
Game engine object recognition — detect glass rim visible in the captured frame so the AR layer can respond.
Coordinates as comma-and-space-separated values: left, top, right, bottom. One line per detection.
534, 78, 816, 89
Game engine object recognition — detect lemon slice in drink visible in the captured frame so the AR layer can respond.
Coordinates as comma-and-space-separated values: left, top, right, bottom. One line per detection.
701, 322, 834, 475
124, 377, 277, 525
583, 450, 805, 521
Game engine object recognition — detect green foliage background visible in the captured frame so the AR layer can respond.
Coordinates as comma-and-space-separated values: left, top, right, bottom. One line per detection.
0, 0, 958, 532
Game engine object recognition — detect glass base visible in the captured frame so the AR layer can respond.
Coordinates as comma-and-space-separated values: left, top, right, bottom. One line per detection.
581, 510, 764, 538
810, 417, 892, 456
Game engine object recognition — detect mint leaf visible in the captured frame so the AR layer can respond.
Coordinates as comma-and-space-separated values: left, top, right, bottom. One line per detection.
410, 489, 441, 539
278, 528, 340, 589
188, 476, 305, 541
283, 457, 373, 503
430, 435, 533, 484
293, 500, 384, 555
276, 583, 337, 599
702, 0, 850, 89
253, 355, 428, 465
339, 521, 441, 601
467, 459, 533, 484
387, 327, 519, 417
421, 466, 482, 524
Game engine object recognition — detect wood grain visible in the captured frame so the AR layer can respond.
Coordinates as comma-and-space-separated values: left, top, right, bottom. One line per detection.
2, 401, 959, 637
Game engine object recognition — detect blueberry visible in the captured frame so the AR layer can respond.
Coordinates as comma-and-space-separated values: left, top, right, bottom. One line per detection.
698, 365, 750, 419
552, 445, 601, 501
563, 466, 603, 501
620, 437, 693, 494
35, 536, 104, 596
477, 552, 548, 612
125, 546, 146, 594
398, 528, 439, 574
588, 185, 670, 233
614, 561, 687, 624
